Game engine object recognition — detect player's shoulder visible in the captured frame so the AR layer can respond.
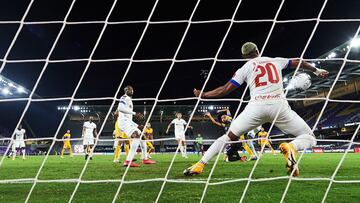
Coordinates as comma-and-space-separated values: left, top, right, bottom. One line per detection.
260, 56, 289, 64
236, 59, 259, 73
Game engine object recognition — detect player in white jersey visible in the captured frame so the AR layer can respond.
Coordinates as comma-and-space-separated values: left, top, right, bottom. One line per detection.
9, 124, 26, 160
166, 113, 193, 158
117, 85, 156, 167
82, 116, 97, 160
184, 42, 329, 176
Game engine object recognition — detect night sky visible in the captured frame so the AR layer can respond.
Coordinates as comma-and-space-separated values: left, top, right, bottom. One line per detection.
0, 0, 359, 137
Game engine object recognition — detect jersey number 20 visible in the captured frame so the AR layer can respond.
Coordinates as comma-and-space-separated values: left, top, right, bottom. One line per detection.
255, 63, 280, 87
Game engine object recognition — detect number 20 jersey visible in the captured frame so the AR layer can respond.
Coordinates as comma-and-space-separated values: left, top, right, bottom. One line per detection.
229, 57, 291, 103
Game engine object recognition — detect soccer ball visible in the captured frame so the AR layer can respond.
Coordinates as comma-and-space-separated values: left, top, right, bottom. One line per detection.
286, 73, 312, 90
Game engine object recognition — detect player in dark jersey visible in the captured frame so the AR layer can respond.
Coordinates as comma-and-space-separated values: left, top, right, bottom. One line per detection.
204, 110, 246, 162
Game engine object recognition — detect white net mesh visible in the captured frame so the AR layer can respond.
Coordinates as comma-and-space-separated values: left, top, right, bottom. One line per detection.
0, 0, 359, 202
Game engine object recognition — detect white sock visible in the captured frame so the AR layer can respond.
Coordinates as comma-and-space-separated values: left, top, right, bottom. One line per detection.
126, 139, 140, 162
12, 150, 16, 159
290, 134, 317, 151
22, 149, 26, 158
200, 134, 231, 164
183, 145, 187, 156
140, 141, 148, 160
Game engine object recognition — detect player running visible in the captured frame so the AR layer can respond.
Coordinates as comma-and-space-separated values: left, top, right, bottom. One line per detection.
61, 130, 73, 158
118, 85, 155, 167
258, 127, 275, 155
82, 116, 97, 160
184, 42, 329, 176
166, 113, 193, 159
9, 124, 26, 160
144, 123, 155, 159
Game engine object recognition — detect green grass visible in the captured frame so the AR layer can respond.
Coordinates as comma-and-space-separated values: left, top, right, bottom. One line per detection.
0, 153, 359, 203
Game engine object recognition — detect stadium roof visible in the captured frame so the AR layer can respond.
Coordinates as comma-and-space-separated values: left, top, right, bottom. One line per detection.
285, 38, 360, 99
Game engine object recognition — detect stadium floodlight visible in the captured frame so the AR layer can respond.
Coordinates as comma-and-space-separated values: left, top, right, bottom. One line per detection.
2, 88, 10, 95
73, 106, 80, 111
328, 52, 336, 58
208, 105, 214, 110
350, 37, 360, 47
283, 77, 288, 82
17, 86, 25, 93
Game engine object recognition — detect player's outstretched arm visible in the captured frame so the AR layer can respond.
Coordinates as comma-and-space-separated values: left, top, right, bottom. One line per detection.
193, 82, 238, 98
204, 112, 222, 127
166, 123, 173, 134
290, 59, 329, 78
217, 109, 231, 116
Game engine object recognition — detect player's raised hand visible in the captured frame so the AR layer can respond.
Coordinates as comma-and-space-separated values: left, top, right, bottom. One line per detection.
314, 68, 329, 79
193, 88, 201, 97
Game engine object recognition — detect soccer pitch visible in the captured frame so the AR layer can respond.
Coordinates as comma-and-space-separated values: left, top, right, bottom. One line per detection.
0, 153, 359, 203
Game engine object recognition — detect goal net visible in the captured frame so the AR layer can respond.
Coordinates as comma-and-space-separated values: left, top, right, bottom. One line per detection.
0, 0, 359, 202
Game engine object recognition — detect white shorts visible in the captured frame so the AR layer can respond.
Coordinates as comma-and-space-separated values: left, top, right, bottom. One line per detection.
14, 140, 25, 148
83, 137, 94, 145
230, 100, 312, 137
118, 120, 141, 137
175, 133, 185, 141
